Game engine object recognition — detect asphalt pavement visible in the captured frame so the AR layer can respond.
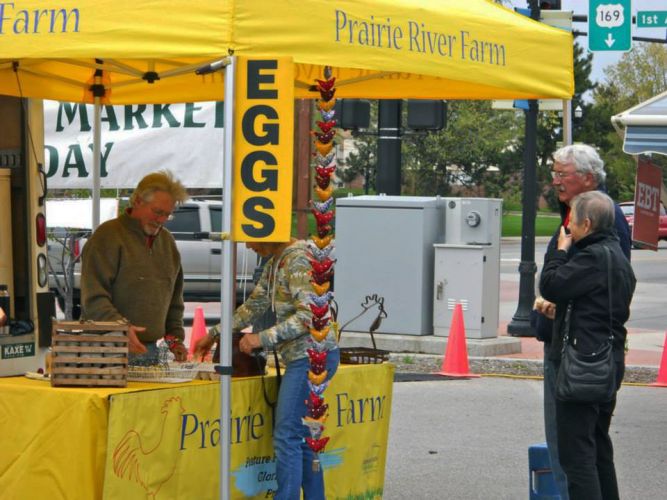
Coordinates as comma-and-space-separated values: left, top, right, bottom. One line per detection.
380, 242, 667, 499
384, 377, 667, 499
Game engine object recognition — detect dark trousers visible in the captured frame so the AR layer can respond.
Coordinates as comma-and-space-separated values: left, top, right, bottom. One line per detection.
555, 361, 624, 500
544, 348, 570, 499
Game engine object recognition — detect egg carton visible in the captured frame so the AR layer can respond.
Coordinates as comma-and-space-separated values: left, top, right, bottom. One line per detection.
127, 361, 219, 383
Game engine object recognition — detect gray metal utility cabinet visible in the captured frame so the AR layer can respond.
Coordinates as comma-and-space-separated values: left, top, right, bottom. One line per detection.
335, 196, 445, 335
433, 198, 502, 339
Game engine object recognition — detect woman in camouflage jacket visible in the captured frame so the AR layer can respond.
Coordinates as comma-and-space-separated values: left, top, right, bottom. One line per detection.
197, 238, 339, 500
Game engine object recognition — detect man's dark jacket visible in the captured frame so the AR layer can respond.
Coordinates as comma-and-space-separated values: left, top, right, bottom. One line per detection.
539, 229, 636, 363
533, 192, 631, 342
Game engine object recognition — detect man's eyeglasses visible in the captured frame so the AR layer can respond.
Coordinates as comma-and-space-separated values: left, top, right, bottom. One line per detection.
550, 170, 579, 180
151, 207, 174, 221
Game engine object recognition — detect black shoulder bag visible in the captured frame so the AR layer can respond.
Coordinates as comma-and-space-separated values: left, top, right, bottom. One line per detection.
556, 246, 617, 404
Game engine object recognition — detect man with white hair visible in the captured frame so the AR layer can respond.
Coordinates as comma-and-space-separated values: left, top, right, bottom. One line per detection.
82, 170, 189, 363
533, 144, 631, 499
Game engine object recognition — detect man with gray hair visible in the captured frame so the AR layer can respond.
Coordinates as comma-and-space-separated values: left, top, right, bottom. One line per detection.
539, 190, 636, 499
533, 144, 631, 499
82, 170, 189, 363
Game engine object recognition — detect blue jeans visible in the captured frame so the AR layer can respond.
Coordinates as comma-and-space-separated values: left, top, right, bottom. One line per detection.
544, 345, 569, 500
273, 348, 340, 500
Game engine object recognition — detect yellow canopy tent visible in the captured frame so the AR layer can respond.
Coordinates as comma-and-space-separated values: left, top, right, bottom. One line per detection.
0, 0, 573, 103
0, 2, 574, 499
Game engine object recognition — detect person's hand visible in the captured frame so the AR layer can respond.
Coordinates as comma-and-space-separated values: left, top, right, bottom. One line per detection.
544, 302, 556, 320
0, 307, 6, 327
194, 334, 216, 360
239, 333, 261, 355
557, 225, 572, 252
128, 325, 148, 354
169, 341, 188, 362
534, 297, 556, 320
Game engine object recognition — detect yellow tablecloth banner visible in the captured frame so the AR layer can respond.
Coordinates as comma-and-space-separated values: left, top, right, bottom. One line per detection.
0, 377, 205, 500
0, 363, 394, 500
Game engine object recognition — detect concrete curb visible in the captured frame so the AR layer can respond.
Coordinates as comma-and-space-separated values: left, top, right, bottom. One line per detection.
339, 331, 522, 357
388, 353, 660, 385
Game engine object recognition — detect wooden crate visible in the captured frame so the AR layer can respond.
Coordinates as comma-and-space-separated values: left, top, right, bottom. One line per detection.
51, 320, 129, 387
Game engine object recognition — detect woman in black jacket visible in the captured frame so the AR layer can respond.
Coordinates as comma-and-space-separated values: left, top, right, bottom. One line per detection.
539, 191, 636, 500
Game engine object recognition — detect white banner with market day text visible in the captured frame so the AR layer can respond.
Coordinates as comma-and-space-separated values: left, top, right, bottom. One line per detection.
44, 100, 225, 189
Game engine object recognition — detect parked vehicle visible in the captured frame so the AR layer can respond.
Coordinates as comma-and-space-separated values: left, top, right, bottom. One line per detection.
48, 199, 260, 318
619, 201, 667, 247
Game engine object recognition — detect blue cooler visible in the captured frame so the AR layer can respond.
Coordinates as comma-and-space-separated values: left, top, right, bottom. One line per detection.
529, 443, 561, 499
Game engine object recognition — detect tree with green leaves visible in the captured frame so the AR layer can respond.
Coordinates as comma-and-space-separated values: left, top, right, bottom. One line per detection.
515, 42, 597, 211
337, 40, 630, 206
604, 43, 667, 106
582, 43, 667, 202
401, 100, 522, 197
338, 131, 377, 193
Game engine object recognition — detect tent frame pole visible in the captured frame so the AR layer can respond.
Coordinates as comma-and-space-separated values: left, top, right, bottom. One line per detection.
91, 59, 103, 231
92, 100, 101, 230
219, 56, 236, 500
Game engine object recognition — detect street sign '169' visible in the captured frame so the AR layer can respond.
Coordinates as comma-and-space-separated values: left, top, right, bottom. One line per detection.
588, 0, 632, 53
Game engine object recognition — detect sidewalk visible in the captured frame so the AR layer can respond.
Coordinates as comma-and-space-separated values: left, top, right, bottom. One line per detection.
182, 304, 664, 384
183, 273, 666, 384
183, 305, 666, 369
495, 320, 665, 368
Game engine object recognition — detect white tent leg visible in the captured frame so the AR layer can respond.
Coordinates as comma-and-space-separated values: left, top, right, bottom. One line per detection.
219, 55, 236, 500
562, 99, 572, 146
92, 97, 101, 230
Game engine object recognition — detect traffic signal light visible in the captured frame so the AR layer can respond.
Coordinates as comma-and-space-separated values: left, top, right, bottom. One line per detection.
406, 100, 447, 131
539, 1, 561, 9
333, 99, 371, 130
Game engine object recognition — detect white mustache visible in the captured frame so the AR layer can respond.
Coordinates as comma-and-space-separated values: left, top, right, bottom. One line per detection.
144, 222, 162, 236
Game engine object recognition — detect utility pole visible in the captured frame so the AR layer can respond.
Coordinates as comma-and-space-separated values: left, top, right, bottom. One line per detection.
507, 0, 539, 337
294, 100, 312, 239
376, 100, 402, 195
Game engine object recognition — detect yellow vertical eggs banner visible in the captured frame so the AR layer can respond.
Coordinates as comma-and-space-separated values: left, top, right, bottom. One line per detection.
233, 56, 295, 242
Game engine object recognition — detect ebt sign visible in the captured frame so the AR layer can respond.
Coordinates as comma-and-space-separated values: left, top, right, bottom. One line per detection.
632, 158, 663, 250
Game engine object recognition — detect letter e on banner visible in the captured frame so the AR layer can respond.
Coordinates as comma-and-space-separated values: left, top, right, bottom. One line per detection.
632, 158, 663, 250
233, 57, 294, 242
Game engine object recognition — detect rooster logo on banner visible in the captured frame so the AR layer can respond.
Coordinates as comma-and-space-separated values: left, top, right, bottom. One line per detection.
112, 396, 186, 499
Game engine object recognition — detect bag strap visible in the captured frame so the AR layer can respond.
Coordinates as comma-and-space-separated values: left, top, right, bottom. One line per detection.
603, 245, 614, 344
259, 347, 281, 431
560, 301, 574, 353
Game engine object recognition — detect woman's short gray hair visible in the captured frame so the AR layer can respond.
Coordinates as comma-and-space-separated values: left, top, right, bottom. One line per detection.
130, 170, 189, 206
571, 191, 615, 233
553, 144, 606, 186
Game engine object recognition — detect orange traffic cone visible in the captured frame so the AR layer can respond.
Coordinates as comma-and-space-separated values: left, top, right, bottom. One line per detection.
435, 303, 479, 378
650, 332, 667, 387
188, 306, 208, 361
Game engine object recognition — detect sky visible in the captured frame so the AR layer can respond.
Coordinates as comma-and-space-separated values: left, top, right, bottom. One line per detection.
509, 0, 667, 84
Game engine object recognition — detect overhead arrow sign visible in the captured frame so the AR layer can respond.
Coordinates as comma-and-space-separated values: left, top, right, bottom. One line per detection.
605, 33, 616, 48
589, 0, 632, 52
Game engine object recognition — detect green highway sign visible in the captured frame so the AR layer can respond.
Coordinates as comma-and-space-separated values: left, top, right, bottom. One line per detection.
637, 11, 667, 28
589, 0, 632, 52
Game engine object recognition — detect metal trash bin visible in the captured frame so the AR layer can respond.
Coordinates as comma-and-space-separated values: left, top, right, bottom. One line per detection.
529, 442, 561, 499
